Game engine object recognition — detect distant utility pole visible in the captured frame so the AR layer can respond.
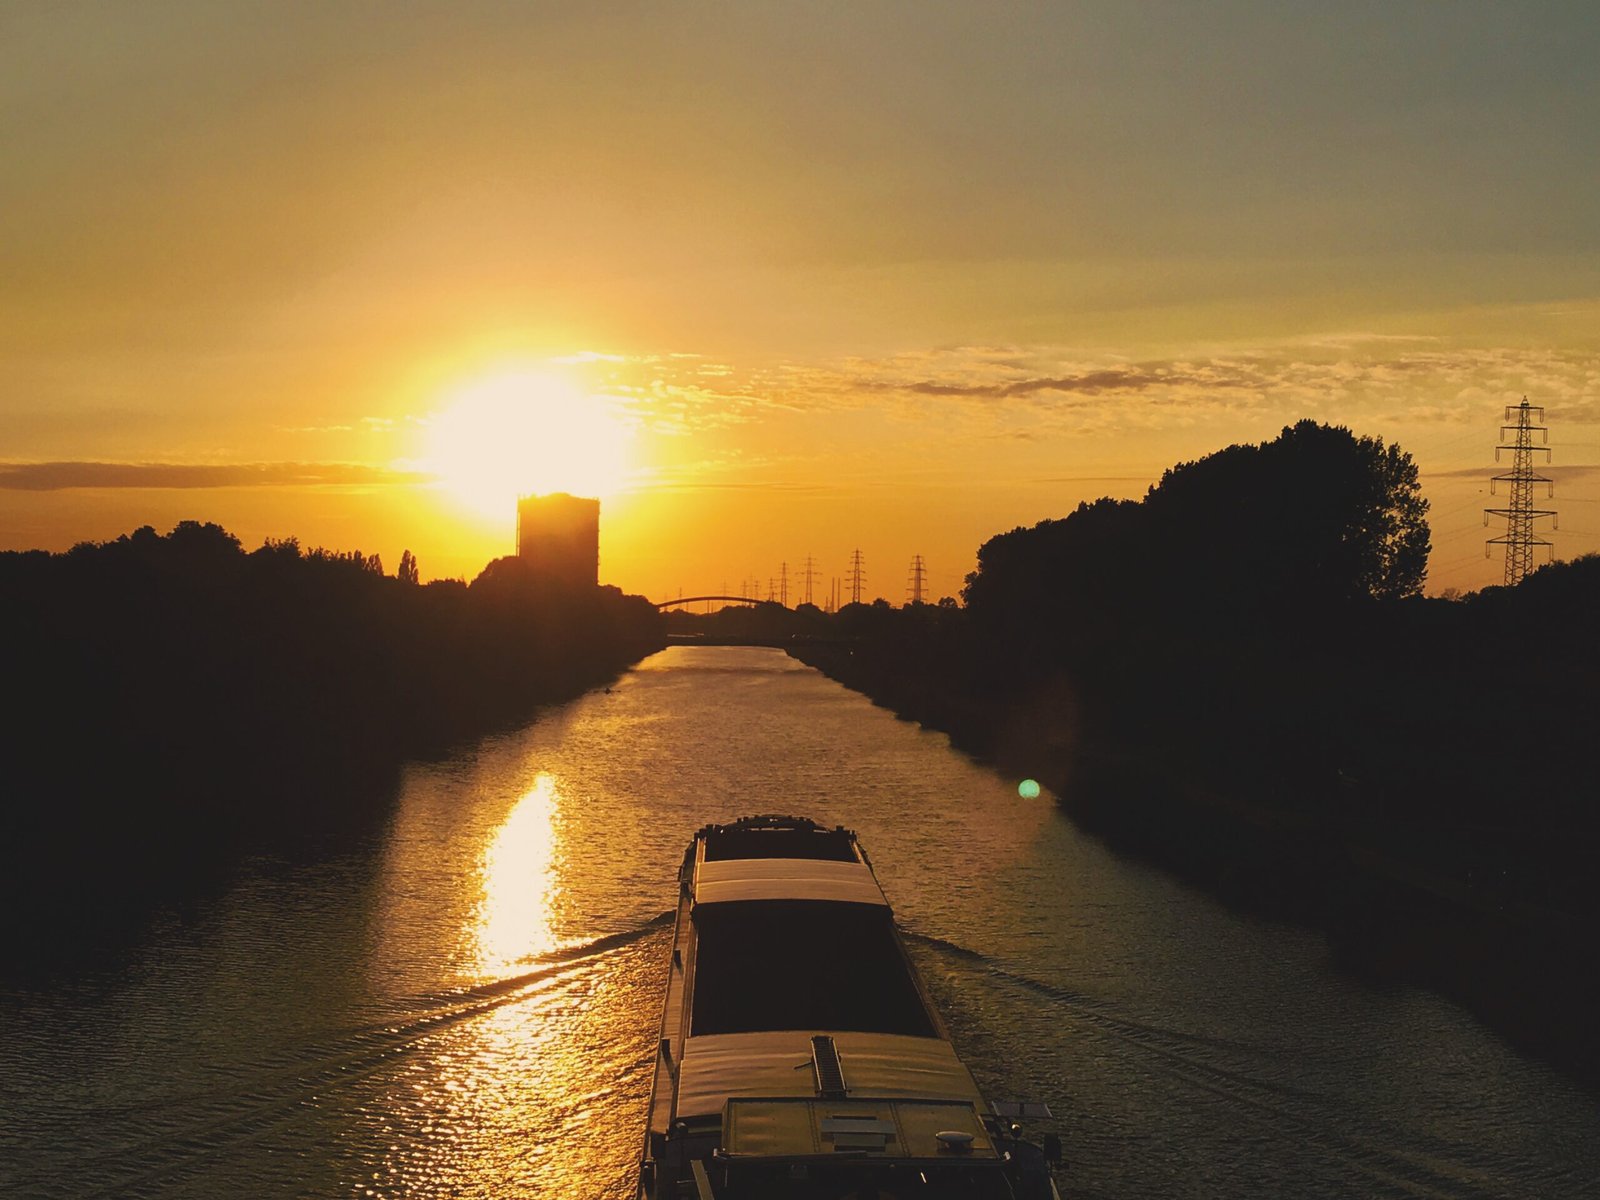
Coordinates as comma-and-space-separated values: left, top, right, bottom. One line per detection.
800, 554, 819, 606
907, 554, 927, 605
848, 548, 866, 606
1485, 397, 1557, 586
767, 578, 776, 603
779, 561, 789, 608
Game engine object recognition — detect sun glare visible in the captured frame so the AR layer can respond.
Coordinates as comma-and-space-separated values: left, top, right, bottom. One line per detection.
476, 773, 561, 973
423, 368, 632, 519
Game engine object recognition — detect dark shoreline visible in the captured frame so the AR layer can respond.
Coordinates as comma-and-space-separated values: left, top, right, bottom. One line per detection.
0, 660, 646, 983
787, 640, 1600, 1095
0, 525, 667, 958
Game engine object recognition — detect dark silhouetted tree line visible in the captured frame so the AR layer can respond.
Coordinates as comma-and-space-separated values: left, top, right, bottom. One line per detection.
0, 522, 663, 904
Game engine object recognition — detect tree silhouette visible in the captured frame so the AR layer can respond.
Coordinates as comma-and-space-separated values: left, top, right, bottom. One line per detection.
0, 523, 665, 908
1145, 420, 1429, 611
964, 422, 1429, 641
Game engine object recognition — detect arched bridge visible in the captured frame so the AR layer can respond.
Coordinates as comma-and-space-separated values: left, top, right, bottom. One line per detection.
655, 595, 787, 610
654, 594, 851, 648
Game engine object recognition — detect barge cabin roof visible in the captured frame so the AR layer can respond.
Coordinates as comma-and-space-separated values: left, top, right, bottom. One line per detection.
641, 817, 1060, 1198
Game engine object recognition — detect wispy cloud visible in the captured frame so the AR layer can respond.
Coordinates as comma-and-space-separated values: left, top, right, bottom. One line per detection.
811, 343, 1600, 431
903, 367, 1238, 398
641, 480, 834, 493
0, 462, 428, 491
549, 350, 628, 364
1426, 462, 1600, 482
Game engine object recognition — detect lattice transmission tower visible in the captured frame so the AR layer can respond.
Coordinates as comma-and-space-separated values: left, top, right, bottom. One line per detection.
848, 549, 866, 606
906, 554, 927, 605
1484, 397, 1557, 586
800, 554, 818, 606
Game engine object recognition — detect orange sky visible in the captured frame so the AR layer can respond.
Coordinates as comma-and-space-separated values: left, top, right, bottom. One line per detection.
6, 4, 1600, 599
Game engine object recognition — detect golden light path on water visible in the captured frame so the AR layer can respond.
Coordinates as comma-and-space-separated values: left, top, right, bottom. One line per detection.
474, 772, 562, 974
358, 768, 645, 1196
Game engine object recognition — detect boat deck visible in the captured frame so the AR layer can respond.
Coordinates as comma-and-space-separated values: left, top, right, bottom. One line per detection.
674, 1028, 986, 1121
640, 817, 1060, 1199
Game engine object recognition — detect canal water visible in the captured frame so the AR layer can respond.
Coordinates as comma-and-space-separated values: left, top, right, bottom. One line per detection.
2, 647, 1596, 1198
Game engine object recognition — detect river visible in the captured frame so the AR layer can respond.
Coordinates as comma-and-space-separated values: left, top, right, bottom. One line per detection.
2, 646, 1595, 1199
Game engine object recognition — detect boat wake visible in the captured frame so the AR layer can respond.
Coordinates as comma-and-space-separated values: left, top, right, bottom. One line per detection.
901, 926, 1583, 1200
4, 917, 674, 1200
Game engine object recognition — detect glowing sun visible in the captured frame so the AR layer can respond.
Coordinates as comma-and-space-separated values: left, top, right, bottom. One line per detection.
422, 368, 631, 518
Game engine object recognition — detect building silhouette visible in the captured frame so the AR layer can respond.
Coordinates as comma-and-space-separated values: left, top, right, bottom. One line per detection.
516, 492, 600, 587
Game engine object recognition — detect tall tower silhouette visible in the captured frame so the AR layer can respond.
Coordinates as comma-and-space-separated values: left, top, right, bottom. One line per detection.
800, 555, 818, 606
779, 561, 789, 608
848, 549, 866, 606
906, 554, 927, 605
1484, 397, 1556, 585
515, 492, 599, 587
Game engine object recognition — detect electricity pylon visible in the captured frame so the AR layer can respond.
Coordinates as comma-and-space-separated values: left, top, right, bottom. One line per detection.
848, 549, 866, 606
779, 561, 789, 608
1485, 397, 1557, 586
800, 555, 818, 606
906, 554, 927, 605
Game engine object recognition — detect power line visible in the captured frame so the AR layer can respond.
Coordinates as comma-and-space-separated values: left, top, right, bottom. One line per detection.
906, 554, 927, 605
1484, 397, 1557, 585
848, 549, 865, 606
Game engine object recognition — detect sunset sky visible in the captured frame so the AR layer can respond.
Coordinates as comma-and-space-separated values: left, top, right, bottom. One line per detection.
6, 2, 1600, 600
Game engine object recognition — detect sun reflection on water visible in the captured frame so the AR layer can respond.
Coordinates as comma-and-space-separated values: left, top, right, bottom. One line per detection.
476, 773, 562, 974
398, 765, 641, 1197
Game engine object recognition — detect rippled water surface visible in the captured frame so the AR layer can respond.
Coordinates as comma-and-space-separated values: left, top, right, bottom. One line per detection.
3, 647, 1597, 1198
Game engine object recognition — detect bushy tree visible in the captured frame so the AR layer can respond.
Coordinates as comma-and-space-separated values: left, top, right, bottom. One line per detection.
1145, 420, 1429, 607
962, 498, 1146, 632
963, 421, 1431, 646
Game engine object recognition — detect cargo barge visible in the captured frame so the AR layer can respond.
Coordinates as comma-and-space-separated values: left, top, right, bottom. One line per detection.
639, 814, 1061, 1199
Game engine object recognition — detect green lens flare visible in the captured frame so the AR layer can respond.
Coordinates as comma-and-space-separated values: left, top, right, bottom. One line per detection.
1018, 778, 1041, 799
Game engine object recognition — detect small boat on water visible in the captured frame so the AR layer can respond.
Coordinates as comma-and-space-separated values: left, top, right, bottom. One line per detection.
639, 814, 1062, 1199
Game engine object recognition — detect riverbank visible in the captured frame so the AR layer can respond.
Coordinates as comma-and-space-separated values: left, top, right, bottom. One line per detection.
788, 637, 1600, 1093
0, 524, 665, 931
